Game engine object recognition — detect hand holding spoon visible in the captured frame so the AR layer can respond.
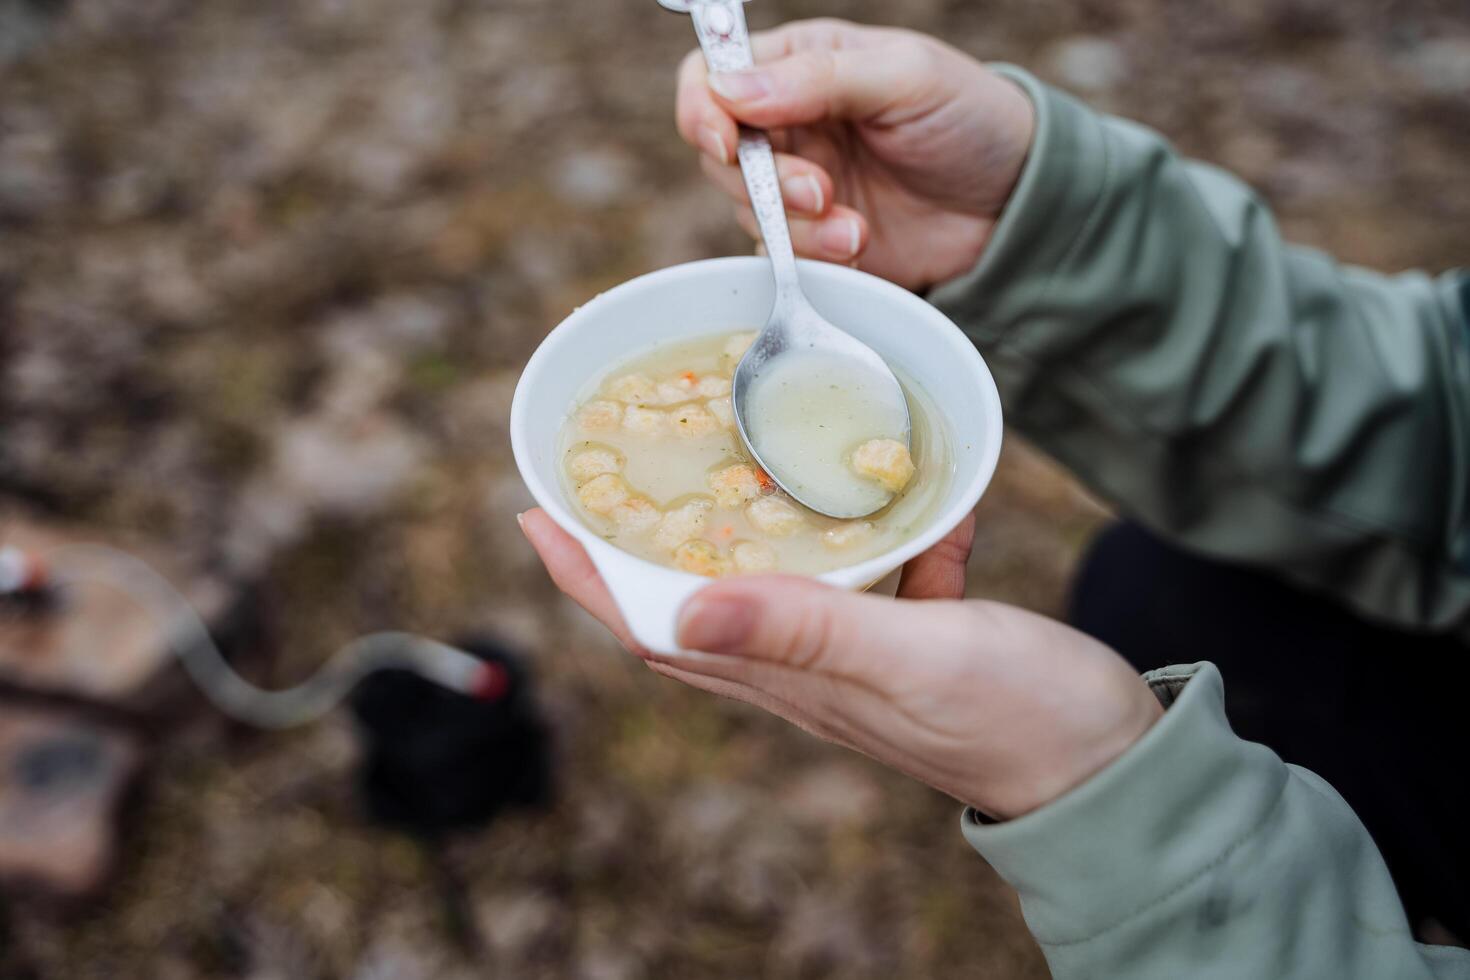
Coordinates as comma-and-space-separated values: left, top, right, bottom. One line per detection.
662, 0, 913, 520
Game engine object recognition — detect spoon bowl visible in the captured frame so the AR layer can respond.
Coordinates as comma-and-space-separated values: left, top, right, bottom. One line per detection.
676, 0, 912, 519
732, 298, 912, 519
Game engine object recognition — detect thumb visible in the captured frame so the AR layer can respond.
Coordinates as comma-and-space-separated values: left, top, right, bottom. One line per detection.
708, 44, 940, 130
675, 576, 926, 678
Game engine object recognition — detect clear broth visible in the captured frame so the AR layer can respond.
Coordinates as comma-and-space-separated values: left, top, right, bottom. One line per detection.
557, 331, 952, 577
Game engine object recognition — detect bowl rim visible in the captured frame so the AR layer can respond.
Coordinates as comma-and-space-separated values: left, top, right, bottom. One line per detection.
510, 255, 1003, 594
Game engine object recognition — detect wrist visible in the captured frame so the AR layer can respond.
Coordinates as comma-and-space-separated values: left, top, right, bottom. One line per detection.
974, 67, 1038, 220
928, 66, 1110, 348
971, 655, 1165, 822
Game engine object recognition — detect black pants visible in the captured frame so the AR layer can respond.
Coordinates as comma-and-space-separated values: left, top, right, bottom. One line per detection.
1070, 522, 1470, 941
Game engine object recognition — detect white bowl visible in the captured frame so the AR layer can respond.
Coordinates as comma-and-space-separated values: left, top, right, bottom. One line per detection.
510, 257, 1003, 656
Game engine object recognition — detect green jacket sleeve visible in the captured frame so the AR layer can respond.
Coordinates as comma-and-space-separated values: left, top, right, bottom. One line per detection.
961, 663, 1470, 979
930, 67, 1470, 631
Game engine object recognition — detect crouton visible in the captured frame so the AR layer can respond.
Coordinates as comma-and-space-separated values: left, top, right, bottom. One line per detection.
822, 521, 876, 549
706, 396, 735, 430
673, 540, 728, 578
607, 373, 659, 405
623, 405, 669, 437
568, 446, 623, 482
731, 540, 777, 573
850, 438, 916, 493
708, 464, 761, 509
653, 498, 714, 551
656, 379, 696, 405
695, 375, 732, 398
611, 497, 660, 534
578, 400, 624, 432
671, 404, 722, 438
578, 473, 630, 516
745, 496, 804, 537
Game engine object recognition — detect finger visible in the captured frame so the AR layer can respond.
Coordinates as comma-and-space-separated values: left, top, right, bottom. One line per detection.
734, 203, 866, 263
700, 152, 835, 217
748, 19, 880, 60
676, 48, 738, 165
706, 41, 941, 130
676, 19, 878, 163
517, 509, 646, 656
675, 575, 939, 679
897, 512, 977, 600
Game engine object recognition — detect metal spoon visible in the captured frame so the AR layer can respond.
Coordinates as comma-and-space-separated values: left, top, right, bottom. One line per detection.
661, 0, 912, 520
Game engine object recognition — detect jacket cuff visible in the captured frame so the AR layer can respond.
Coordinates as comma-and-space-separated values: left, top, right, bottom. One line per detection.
959, 662, 1289, 945
928, 66, 1111, 347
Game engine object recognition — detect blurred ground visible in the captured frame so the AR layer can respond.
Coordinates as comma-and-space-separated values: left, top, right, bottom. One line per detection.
0, 0, 1467, 977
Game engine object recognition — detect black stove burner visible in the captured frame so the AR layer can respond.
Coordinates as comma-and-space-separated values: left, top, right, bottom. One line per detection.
350, 635, 552, 836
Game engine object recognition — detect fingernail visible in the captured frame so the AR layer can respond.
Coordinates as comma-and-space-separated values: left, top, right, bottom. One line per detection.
782, 174, 824, 214
515, 512, 527, 530
818, 216, 861, 258
678, 593, 757, 653
698, 125, 730, 165
709, 70, 772, 102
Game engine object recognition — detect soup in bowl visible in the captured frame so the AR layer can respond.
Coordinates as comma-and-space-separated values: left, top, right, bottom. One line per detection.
558, 330, 950, 578
510, 257, 1003, 656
